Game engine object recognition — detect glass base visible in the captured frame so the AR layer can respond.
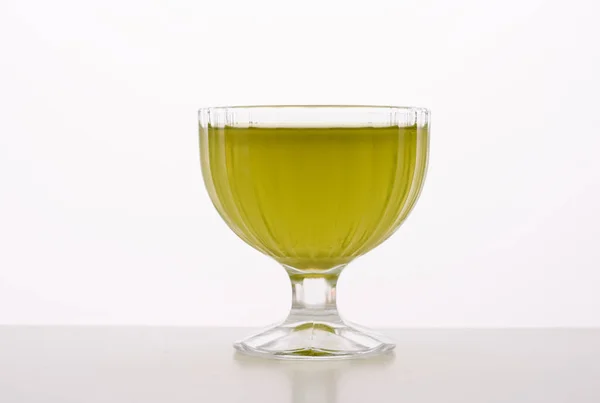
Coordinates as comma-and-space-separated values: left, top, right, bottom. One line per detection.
234, 316, 395, 360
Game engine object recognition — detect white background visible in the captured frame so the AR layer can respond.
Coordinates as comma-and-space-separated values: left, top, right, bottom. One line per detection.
1, 0, 599, 327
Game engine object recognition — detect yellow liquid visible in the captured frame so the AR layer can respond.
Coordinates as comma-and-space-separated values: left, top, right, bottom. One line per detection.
200, 125, 428, 270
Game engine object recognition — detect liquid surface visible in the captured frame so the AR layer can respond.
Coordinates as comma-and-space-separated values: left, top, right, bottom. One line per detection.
200, 126, 428, 270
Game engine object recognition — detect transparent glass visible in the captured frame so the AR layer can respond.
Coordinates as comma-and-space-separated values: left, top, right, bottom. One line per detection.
198, 105, 430, 359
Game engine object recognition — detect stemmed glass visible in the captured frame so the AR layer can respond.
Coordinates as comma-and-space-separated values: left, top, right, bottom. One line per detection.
198, 106, 429, 359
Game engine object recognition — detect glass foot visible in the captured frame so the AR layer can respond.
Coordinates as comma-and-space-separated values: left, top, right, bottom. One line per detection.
235, 266, 394, 359
234, 318, 395, 360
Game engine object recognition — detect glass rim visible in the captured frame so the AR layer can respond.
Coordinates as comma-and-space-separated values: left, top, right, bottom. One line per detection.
198, 105, 430, 128
198, 104, 430, 113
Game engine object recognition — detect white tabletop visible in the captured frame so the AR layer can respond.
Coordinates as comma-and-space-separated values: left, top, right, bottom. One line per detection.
0, 327, 598, 402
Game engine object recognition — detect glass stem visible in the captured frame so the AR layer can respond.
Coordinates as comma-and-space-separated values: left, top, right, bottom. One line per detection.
284, 266, 345, 322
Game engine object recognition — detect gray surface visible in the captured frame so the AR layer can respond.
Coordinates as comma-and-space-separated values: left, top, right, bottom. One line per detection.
0, 327, 598, 402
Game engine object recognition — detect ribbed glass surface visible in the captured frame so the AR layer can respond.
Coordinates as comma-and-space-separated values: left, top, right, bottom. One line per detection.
199, 107, 429, 270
